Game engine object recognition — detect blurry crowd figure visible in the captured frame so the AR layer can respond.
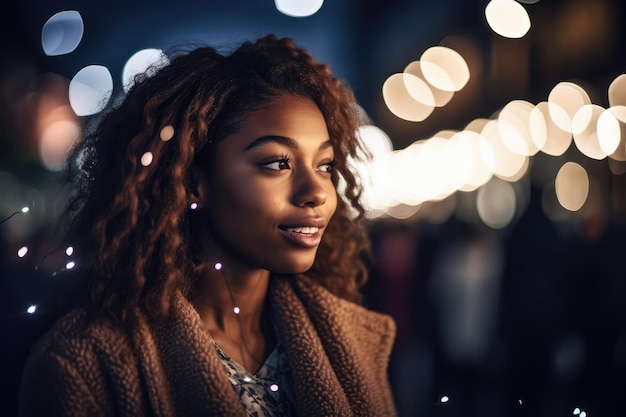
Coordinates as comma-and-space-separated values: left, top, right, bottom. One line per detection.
365, 187, 626, 417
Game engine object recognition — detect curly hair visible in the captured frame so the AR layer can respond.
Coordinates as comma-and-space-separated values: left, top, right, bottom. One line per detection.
64, 35, 371, 321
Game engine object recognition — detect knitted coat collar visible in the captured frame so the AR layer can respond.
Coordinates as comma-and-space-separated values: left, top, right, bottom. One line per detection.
133, 275, 396, 417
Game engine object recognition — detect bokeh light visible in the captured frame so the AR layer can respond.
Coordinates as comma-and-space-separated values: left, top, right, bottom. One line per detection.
597, 108, 621, 156
608, 74, 626, 107
400, 70, 435, 107
420, 46, 470, 92
477, 178, 517, 229
345, 124, 394, 218
548, 82, 591, 132
498, 100, 542, 156
605, 106, 626, 161
572, 104, 607, 160
485, 0, 531, 39
160, 125, 175, 142
69, 65, 113, 116
451, 130, 494, 192
140, 152, 154, 167
532, 102, 572, 156
275, 0, 324, 17
122, 49, 168, 93
17, 246, 28, 258
404, 61, 454, 107
555, 162, 589, 211
481, 120, 529, 181
39, 119, 81, 171
41, 10, 84, 56
383, 73, 435, 122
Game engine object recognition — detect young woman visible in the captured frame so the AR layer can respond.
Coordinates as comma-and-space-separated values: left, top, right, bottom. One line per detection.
19, 35, 397, 417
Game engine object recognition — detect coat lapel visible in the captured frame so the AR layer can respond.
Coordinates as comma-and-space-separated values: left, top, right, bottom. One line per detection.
271, 276, 397, 417
141, 294, 245, 417
270, 277, 354, 416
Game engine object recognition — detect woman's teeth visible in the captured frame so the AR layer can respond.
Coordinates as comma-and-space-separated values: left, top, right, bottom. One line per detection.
286, 227, 319, 234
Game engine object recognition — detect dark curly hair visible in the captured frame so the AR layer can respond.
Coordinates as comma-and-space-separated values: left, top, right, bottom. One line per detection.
64, 35, 370, 321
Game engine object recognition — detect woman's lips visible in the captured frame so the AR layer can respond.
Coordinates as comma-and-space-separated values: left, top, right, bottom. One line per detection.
278, 226, 322, 248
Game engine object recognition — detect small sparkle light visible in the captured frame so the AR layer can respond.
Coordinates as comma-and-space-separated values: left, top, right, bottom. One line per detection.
214, 262, 222, 270
65, 246, 74, 256
440, 396, 450, 403
190, 202, 198, 210
140, 152, 154, 167
573, 408, 581, 415
233, 306, 241, 315
17, 246, 28, 258
243, 376, 252, 382
160, 125, 175, 141
580, 412, 586, 417
518, 399, 523, 405
269, 384, 279, 392
27, 305, 37, 314
66, 261, 76, 269
21, 206, 30, 213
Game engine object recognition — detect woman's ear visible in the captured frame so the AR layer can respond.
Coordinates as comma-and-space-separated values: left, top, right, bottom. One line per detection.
190, 165, 210, 209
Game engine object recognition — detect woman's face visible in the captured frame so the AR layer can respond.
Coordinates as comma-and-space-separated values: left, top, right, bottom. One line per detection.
200, 94, 338, 274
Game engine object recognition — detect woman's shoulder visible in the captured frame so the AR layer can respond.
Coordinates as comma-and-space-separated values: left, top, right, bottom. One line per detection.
29, 307, 132, 361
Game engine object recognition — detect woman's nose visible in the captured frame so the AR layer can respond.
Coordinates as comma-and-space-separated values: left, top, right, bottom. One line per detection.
291, 168, 328, 208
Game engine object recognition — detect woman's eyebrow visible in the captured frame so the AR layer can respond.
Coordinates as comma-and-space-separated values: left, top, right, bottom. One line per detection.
244, 135, 299, 151
243, 135, 332, 151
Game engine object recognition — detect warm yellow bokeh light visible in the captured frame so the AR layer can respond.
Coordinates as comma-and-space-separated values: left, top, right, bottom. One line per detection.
608, 74, 626, 107
404, 61, 454, 107
555, 162, 589, 211
452, 130, 494, 192
485, 0, 531, 39
532, 102, 572, 156
548, 82, 591, 132
39, 119, 81, 171
383, 73, 435, 122
401, 69, 435, 107
572, 104, 607, 160
420, 46, 470, 92
346, 125, 394, 219
597, 108, 621, 156
605, 106, 626, 161
481, 120, 529, 181
385, 203, 421, 220
498, 100, 541, 156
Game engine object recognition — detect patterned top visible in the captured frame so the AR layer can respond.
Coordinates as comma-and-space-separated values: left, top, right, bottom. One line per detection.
212, 327, 297, 416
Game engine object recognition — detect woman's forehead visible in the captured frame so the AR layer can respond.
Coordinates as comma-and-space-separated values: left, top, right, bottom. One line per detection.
225, 95, 330, 150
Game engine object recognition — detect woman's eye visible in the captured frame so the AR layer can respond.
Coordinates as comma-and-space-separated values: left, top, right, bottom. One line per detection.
263, 158, 291, 171
318, 160, 336, 173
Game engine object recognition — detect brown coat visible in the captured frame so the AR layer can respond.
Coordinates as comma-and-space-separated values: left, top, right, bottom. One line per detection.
19, 276, 397, 416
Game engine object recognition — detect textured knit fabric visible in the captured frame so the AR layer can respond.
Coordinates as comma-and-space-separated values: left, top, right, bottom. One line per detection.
18, 275, 397, 417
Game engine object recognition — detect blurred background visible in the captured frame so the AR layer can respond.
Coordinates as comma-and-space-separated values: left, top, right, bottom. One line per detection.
1, 0, 626, 416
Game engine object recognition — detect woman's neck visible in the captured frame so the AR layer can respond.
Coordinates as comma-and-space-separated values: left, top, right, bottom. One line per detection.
191, 261, 275, 373
192, 261, 271, 334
